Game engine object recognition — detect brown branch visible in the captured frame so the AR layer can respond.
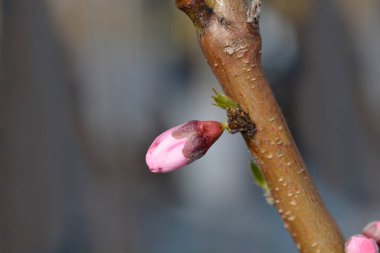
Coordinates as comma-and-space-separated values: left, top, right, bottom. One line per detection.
175, 0, 345, 252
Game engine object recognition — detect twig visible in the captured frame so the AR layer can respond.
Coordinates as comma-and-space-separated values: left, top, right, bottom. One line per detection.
175, 0, 345, 252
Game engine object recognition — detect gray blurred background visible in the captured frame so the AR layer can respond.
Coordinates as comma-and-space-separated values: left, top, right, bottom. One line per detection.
0, 0, 379, 252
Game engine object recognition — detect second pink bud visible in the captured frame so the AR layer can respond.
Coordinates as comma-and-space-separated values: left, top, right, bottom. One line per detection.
364, 221, 380, 245
345, 235, 379, 253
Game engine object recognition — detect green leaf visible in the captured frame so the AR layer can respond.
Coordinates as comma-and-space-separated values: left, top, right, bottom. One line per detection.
250, 161, 266, 189
250, 161, 273, 205
211, 89, 239, 110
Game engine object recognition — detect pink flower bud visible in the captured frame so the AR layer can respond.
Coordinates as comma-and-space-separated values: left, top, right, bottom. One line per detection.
363, 221, 380, 244
146, 120, 224, 173
345, 235, 379, 253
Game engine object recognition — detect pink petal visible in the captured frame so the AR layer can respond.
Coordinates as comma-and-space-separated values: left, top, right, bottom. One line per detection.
345, 235, 379, 253
145, 121, 224, 173
146, 125, 190, 173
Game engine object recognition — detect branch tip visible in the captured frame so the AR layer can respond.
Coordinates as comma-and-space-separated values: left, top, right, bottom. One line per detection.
175, 0, 212, 28
247, 0, 261, 24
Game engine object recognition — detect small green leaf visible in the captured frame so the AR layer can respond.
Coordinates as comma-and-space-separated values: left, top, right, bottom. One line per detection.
250, 161, 266, 189
250, 161, 273, 205
211, 89, 239, 110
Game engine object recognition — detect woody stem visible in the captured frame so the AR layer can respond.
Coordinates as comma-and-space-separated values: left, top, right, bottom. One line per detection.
175, 0, 345, 252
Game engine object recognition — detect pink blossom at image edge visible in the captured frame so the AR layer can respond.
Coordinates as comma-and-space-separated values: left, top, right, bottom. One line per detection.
345, 235, 379, 253
364, 221, 380, 244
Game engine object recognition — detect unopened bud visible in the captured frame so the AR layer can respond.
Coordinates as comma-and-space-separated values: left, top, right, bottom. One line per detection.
146, 120, 224, 173
363, 221, 380, 244
345, 235, 379, 253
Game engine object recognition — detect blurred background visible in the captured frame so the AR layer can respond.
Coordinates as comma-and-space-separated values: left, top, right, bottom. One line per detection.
0, 0, 379, 252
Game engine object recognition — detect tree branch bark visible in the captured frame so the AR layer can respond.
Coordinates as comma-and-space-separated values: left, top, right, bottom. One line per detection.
175, 0, 345, 252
